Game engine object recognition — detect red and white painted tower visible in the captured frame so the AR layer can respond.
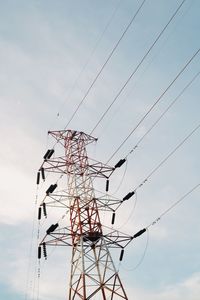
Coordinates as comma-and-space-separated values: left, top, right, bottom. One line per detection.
38, 130, 132, 299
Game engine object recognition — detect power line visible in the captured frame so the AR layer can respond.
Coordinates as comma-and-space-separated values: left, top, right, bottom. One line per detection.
115, 119, 200, 233
64, 0, 147, 130
55, 0, 122, 120
24, 189, 39, 300
122, 121, 200, 197
51, 73, 199, 193
146, 182, 200, 229
95, 0, 194, 142
45, 68, 200, 199
107, 46, 200, 163
121, 181, 200, 271
143, 122, 200, 183
125, 70, 200, 158
90, 0, 186, 135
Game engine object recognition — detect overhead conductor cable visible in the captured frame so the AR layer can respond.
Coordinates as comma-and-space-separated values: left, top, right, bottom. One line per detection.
125, 71, 200, 159
90, 0, 186, 135
64, 0, 147, 129
146, 182, 200, 229
56, 0, 122, 118
111, 70, 200, 170
122, 121, 200, 198
107, 46, 200, 163
121, 183, 200, 270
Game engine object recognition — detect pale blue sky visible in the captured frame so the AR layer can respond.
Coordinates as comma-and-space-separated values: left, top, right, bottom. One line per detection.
0, 0, 200, 299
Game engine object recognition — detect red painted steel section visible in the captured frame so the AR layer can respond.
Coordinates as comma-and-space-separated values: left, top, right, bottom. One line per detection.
40, 130, 129, 299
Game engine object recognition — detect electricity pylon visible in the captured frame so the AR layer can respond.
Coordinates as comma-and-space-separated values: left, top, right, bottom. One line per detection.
37, 130, 133, 299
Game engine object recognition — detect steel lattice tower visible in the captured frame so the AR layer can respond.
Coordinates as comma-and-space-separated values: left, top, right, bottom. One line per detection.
37, 130, 133, 299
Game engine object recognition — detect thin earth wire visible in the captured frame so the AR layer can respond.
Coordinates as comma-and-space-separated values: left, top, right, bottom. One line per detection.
126, 70, 200, 158
36, 260, 41, 300
128, 121, 200, 195
24, 190, 39, 300
31, 221, 40, 300
90, 0, 186, 135
146, 182, 200, 229
55, 0, 122, 121
63, 0, 147, 130
107, 46, 200, 164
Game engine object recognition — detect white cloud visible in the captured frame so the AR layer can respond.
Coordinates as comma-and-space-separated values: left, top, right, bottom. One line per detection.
127, 273, 200, 300
0, 1, 200, 300
0, 165, 35, 224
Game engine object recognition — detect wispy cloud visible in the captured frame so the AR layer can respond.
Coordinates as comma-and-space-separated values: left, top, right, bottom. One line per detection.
127, 272, 200, 300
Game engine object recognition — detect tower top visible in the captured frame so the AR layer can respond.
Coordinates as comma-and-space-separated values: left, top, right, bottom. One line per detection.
48, 129, 98, 147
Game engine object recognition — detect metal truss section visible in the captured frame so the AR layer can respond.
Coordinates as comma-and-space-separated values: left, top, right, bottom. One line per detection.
40, 225, 132, 249
40, 156, 114, 178
40, 234, 129, 299
38, 130, 129, 299
40, 191, 123, 213
39, 130, 114, 178
69, 238, 128, 300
